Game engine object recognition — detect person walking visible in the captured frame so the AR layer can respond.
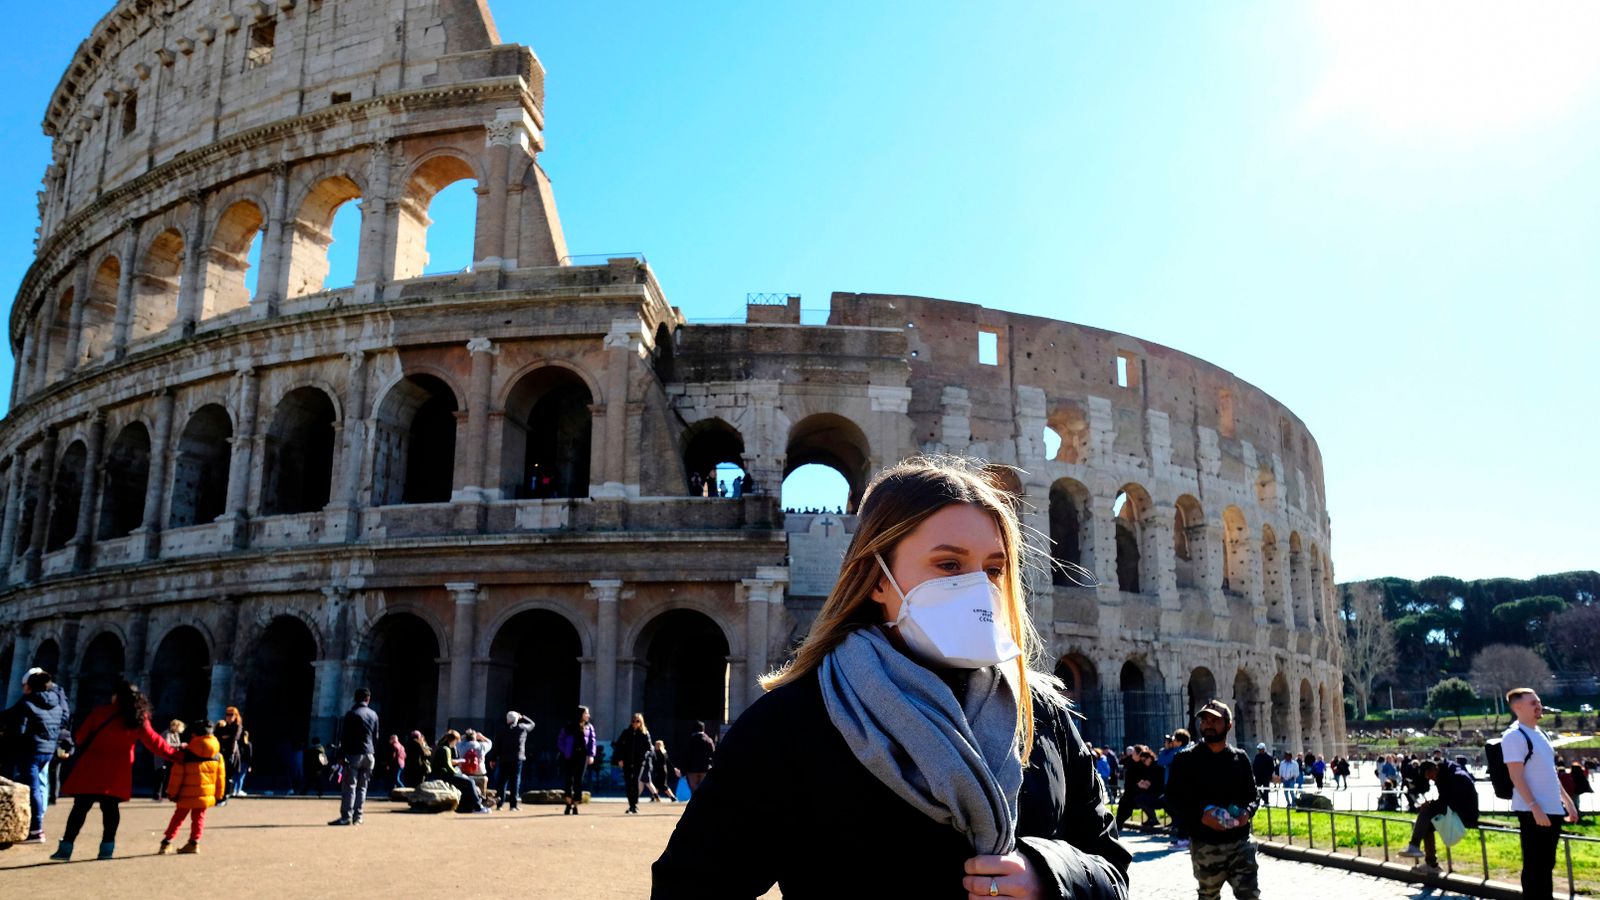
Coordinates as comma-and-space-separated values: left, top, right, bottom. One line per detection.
1503, 688, 1579, 900
49, 682, 182, 861
214, 706, 249, 801
384, 734, 407, 790
431, 730, 490, 814
1276, 752, 1301, 806
328, 688, 379, 826
652, 457, 1131, 898
1334, 756, 1351, 791
1, 668, 71, 844
1397, 758, 1479, 876
651, 739, 678, 801
679, 720, 716, 794
1311, 754, 1326, 790
402, 730, 432, 788
495, 711, 534, 810
614, 712, 654, 814
157, 719, 225, 855
556, 706, 596, 815
1250, 744, 1274, 806
152, 719, 185, 800
1166, 701, 1261, 900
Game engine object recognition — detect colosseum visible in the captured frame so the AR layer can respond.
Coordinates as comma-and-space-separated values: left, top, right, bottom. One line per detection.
0, 0, 1343, 787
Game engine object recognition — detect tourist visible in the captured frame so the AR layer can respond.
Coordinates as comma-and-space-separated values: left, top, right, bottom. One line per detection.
215, 706, 250, 801
1, 668, 71, 844
1156, 729, 1191, 848
689, 471, 704, 497
716, 478, 728, 498
158, 718, 226, 855
305, 737, 330, 797
496, 711, 534, 810
49, 682, 182, 861
1251, 743, 1274, 805
402, 731, 432, 788
1116, 746, 1163, 830
1094, 746, 1113, 793
1397, 757, 1479, 876
432, 730, 490, 814
650, 739, 677, 802
383, 734, 406, 790
678, 720, 716, 793
730, 475, 744, 499
1311, 754, 1326, 790
1166, 701, 1261, 900
653, 457, 1131, 898
1558, 761, 1590, 823
1277, 752, 1300, 806
329, 688, 379, 826
153, 719, 185, 800
1334, 756, 1351, 791
556, 706, 596, 815
458, 728, 492, 780
1503, 688, 1579, 899
614, 712, 654, 814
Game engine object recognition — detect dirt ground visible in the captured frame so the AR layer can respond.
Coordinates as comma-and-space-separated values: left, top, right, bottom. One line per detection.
0, 795, 766, 900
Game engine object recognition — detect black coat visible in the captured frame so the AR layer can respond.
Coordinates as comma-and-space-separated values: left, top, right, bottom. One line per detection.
498, 717, 534, 761
679, 731, 715, 773
652, 668, 1130, 900
2, 686, 70, 759
335, 703, 380, 757
615, 727, 653, 770
1252, 750, 1276, 786
1435, 761, 1480, 827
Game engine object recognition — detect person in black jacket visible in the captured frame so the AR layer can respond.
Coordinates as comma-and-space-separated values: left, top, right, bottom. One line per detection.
328, 688, 380, 826
1398, 758, 1480, 875
614, 713, 654, 814
1250, 743, 1274, 805
678, 721, 715, 793
652, 456, 1130, 899
1114, 746, 1162, 831
495, 710, 534, 810
1, 669, 71, 843
1165, 701, 1261, 900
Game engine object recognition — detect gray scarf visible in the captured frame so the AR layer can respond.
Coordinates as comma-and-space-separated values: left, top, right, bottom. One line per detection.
819, 626, 1023, 855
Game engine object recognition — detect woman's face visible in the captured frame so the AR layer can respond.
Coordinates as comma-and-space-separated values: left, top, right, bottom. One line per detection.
581, 711, 590, 725
632, 716, 644, 731
870, 502, 1005, 624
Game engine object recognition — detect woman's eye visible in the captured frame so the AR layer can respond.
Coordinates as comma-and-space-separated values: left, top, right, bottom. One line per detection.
986, 567, 1004, 579
936, 561, 960, 572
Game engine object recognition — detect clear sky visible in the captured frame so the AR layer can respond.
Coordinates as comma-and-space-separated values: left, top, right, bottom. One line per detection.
1, 2, 1595, 583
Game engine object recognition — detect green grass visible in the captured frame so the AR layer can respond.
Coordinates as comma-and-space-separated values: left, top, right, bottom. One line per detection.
1561, 737, 1600, 751
1253, 807, 1600, 895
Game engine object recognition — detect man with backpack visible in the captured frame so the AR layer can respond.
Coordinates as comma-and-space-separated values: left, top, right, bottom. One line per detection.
1398, 758, 1479, 876
1492, 688, 1578, 900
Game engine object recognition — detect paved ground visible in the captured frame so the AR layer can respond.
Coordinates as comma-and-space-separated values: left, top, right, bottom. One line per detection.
0, 794, 1503, 900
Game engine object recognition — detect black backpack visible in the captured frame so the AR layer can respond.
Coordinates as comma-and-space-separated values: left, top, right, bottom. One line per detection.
1486, 725, 1535, 800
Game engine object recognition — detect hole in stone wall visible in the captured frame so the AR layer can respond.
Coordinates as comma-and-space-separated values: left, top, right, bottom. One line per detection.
1041, 426, 1062, 460
121, 92, 137, 136
1218, 388, 1235, 438
978, 329, 999, 366
247, 20, 276, 70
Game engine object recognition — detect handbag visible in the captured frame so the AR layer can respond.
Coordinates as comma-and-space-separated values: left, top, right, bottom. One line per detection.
1431, 808, 1466, 847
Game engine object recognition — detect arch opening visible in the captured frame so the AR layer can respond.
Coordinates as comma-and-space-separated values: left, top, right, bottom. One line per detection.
682, 419, 746, 497
45, 441, 88, 552
1049, 478, 1091, 581
1270, 673, 1291, 747
502, 367, 592, 499
287, 176, 363, 298
1119, 658, 1168, 747
784, 414, 870, 513
1112, 485, 1153, 594
373, 374, 459, 506
1186, 667, 1218, 725
242, 616, 316, 790
1173, 494, 1206, 590
99, 422, 151, 539
1045, 404, 1089, 464
486, 609, 581, 774
363, 614, 440, 740
1261, 526, 1285, 624
169, 405, 233, 528
262, 387, 338, 516
39, 287, 75, 385
635, 609, 730, 756
149, 626, 211, 726
32, 638, 61, 674
132, 229, 184, 342
81, 257, 120, 365
78, 632, 126, 711
395, 156, 479, 279
202, 201, 267, 319
1233, 670, 1260, 749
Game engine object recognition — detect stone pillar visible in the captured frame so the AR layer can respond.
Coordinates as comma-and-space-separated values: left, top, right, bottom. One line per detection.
596, 319, 645, 498
591, 579, 621, 735
64, 261, 91, 372
323, 350, 367, 543
16, 329, 38, 403
124, 607, 150, 683
175, 193, 207, 332
454, 337, 497, 507
132, 391, 176, 561
0, 460, 25, 582
220, 368, 259, 548
24, 431, 59, 581
738, 567, 788, 717
70, 413, 106, 572
4, 627, 33, 707
1090, 494, 1120, 608
110, 221, 139, 358
254, 163, 291, 318
206, 663, 234, 723
479, 122, 513, 270
445, 583, 479, 727
355, 140, 394, 300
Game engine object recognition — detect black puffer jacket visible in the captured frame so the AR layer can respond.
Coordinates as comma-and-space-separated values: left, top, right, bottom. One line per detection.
652, 667, 1130, 899
2, 685, 71, 759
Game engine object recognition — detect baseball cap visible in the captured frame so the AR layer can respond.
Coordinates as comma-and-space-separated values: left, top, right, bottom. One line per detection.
1197, 699, 1232, 723
1257, 742, 1267, 750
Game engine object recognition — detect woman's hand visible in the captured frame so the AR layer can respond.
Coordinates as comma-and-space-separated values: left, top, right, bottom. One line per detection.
962, 852, 1042, 899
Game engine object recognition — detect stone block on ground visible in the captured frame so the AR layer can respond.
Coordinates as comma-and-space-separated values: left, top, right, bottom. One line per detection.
1294, 792, 1334, 811
0, 777, 28, 845
389, 787, 416, 802
522, 788, 589, 804
407, 780, 460, 813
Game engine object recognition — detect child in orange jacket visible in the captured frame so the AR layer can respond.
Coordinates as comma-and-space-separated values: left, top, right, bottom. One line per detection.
160, 719, 226, 854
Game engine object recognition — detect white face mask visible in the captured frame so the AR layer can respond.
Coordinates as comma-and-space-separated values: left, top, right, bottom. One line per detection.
874, 554, 1022, 669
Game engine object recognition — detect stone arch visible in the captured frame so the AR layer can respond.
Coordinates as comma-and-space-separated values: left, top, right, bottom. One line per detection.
201, 199, 267, 319
501, 365, 593, 499
485, 608, 583, 757
262, 386, 339, 516
76, 629, 126, 712
1119, 655, 1166, 747
169, 404, 233, 528
45, 439, 88, 552
80, 255, 121, 364
786, 413, 872, 513
1172, 494, 1206, 590
148, 624, 211, 726
358, 610, 443, 739
1261, 525, 1285, 624
1045, 403, 1089, 464
40, 285, 75, 384
1053, 652, 1099, 702
633, 607, 734, 755
478, 600, 594, 660
287, 174, 365, 298
13, 456, 43, 557
652, 322, 675, 382
1232, 668, 1261, 749
394, 151, 482, 280
131, 228, 184, 342
1269, 672, 1291, 746
681, 417, 745, 496
1112, 483, 1155, 595
241, 615, 317, 786
1298, 678, 1315, 751
1048, 477, 1092, 580
98, 421, 151, 539
1289, 532, 1311, 628
1309, 544, 1326, 629
1186, 666, 1218, 724
1221, 505, 1250, 596
31, 637, 62, 673
372, 373, 459, 506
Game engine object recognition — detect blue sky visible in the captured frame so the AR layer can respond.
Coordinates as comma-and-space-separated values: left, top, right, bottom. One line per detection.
2, 2, 1596, 582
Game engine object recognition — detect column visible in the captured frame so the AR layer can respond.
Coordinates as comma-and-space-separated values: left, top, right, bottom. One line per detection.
206, 663, 235, 723
479, 118, 514, 270
175, 193, 206, 332
132, 391, 175, 561
591, 579, 621, 735
445, 583, 479, 727
110, 222, 140, 358
15, 329, 37, 402
324, 350, 367, 543
596, 319, 644, 498
124, 607, 150, 684
4, 627, 33, 707
0, 461, 25, 582
63, 261, 91, 373
70, 413, 106, 572
739, 567, 788, 717
454, 337, 497, 513
354, 140, 394, 299
254, 163, 291, 317
24, 431, 60, 581
219, 368, 258, 548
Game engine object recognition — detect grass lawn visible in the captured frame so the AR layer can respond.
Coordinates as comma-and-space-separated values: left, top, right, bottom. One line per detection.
1560, 737, 1600, 751
1253, 807, 1599, 896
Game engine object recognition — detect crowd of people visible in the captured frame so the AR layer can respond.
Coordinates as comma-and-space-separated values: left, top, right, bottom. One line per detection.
687, 470, 758, 499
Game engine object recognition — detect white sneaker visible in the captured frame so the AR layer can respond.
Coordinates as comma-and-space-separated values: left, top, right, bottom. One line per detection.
1412, 863, 1443, 876
1397, 846, 1424, 859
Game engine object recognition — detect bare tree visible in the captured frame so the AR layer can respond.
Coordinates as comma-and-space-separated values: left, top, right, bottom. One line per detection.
1342, 582, 1396, 718
1547, 604, 1600, 673
1469, 643, 1554, 697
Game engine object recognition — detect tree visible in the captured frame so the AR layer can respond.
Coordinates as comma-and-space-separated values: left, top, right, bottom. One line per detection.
1426, 677, 1478, 731
1547, 604, 1600, 673
1490, 595, 1569, 648
1342, 581, 1397, 718
1469, 644, 1553, 698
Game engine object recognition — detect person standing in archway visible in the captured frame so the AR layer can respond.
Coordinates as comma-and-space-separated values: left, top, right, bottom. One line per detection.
556, 706, 596, 816
214, 706, 248, 802
614, 713, 653, 814
495, 711, 534, 811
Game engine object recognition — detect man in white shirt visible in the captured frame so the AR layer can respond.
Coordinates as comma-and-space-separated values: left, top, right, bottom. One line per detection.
1277, 752, 1301, 807
1502, 687, 1578, 900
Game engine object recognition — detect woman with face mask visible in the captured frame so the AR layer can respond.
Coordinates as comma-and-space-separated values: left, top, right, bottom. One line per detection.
652, 456, 1130, 899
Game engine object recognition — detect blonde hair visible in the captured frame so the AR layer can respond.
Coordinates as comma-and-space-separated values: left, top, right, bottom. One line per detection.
760, 455, 1055, 761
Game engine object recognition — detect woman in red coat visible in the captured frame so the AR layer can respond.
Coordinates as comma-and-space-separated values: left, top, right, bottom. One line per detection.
49, 682, 181, 861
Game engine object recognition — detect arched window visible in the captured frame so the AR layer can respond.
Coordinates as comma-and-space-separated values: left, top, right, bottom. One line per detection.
1261, 525, 1285, 624
287, 176, 363, 298
202, 201, 266, 319
1173, 495, 1205, 590
1222, 506, 1249, 596
98, 423, 151, 539
80, 257, 121, 365
40, 288, 74, 384
372, 375, 458, 505
635, 609, 732, 753
394, 156, 478, 279
169, 405, 233, 528
131, 229, 184, 342
1112, 484, 1153, 594
785, 414, 871, 513
682, 419, 746, 498
502, 367, 592, 500
262, 387, 338, 515
1045, 404, 1089, 464
45, 441, 88, 552
1048, 478, 1091, 582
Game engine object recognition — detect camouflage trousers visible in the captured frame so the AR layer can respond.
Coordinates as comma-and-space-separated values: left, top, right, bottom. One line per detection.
1190, 837, 1261, 900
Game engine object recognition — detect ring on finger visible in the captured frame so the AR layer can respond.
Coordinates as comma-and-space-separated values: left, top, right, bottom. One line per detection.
989, 876, 1000, 897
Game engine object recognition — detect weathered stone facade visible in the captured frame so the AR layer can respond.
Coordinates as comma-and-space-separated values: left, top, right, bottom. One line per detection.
0, 0, 1342, 783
